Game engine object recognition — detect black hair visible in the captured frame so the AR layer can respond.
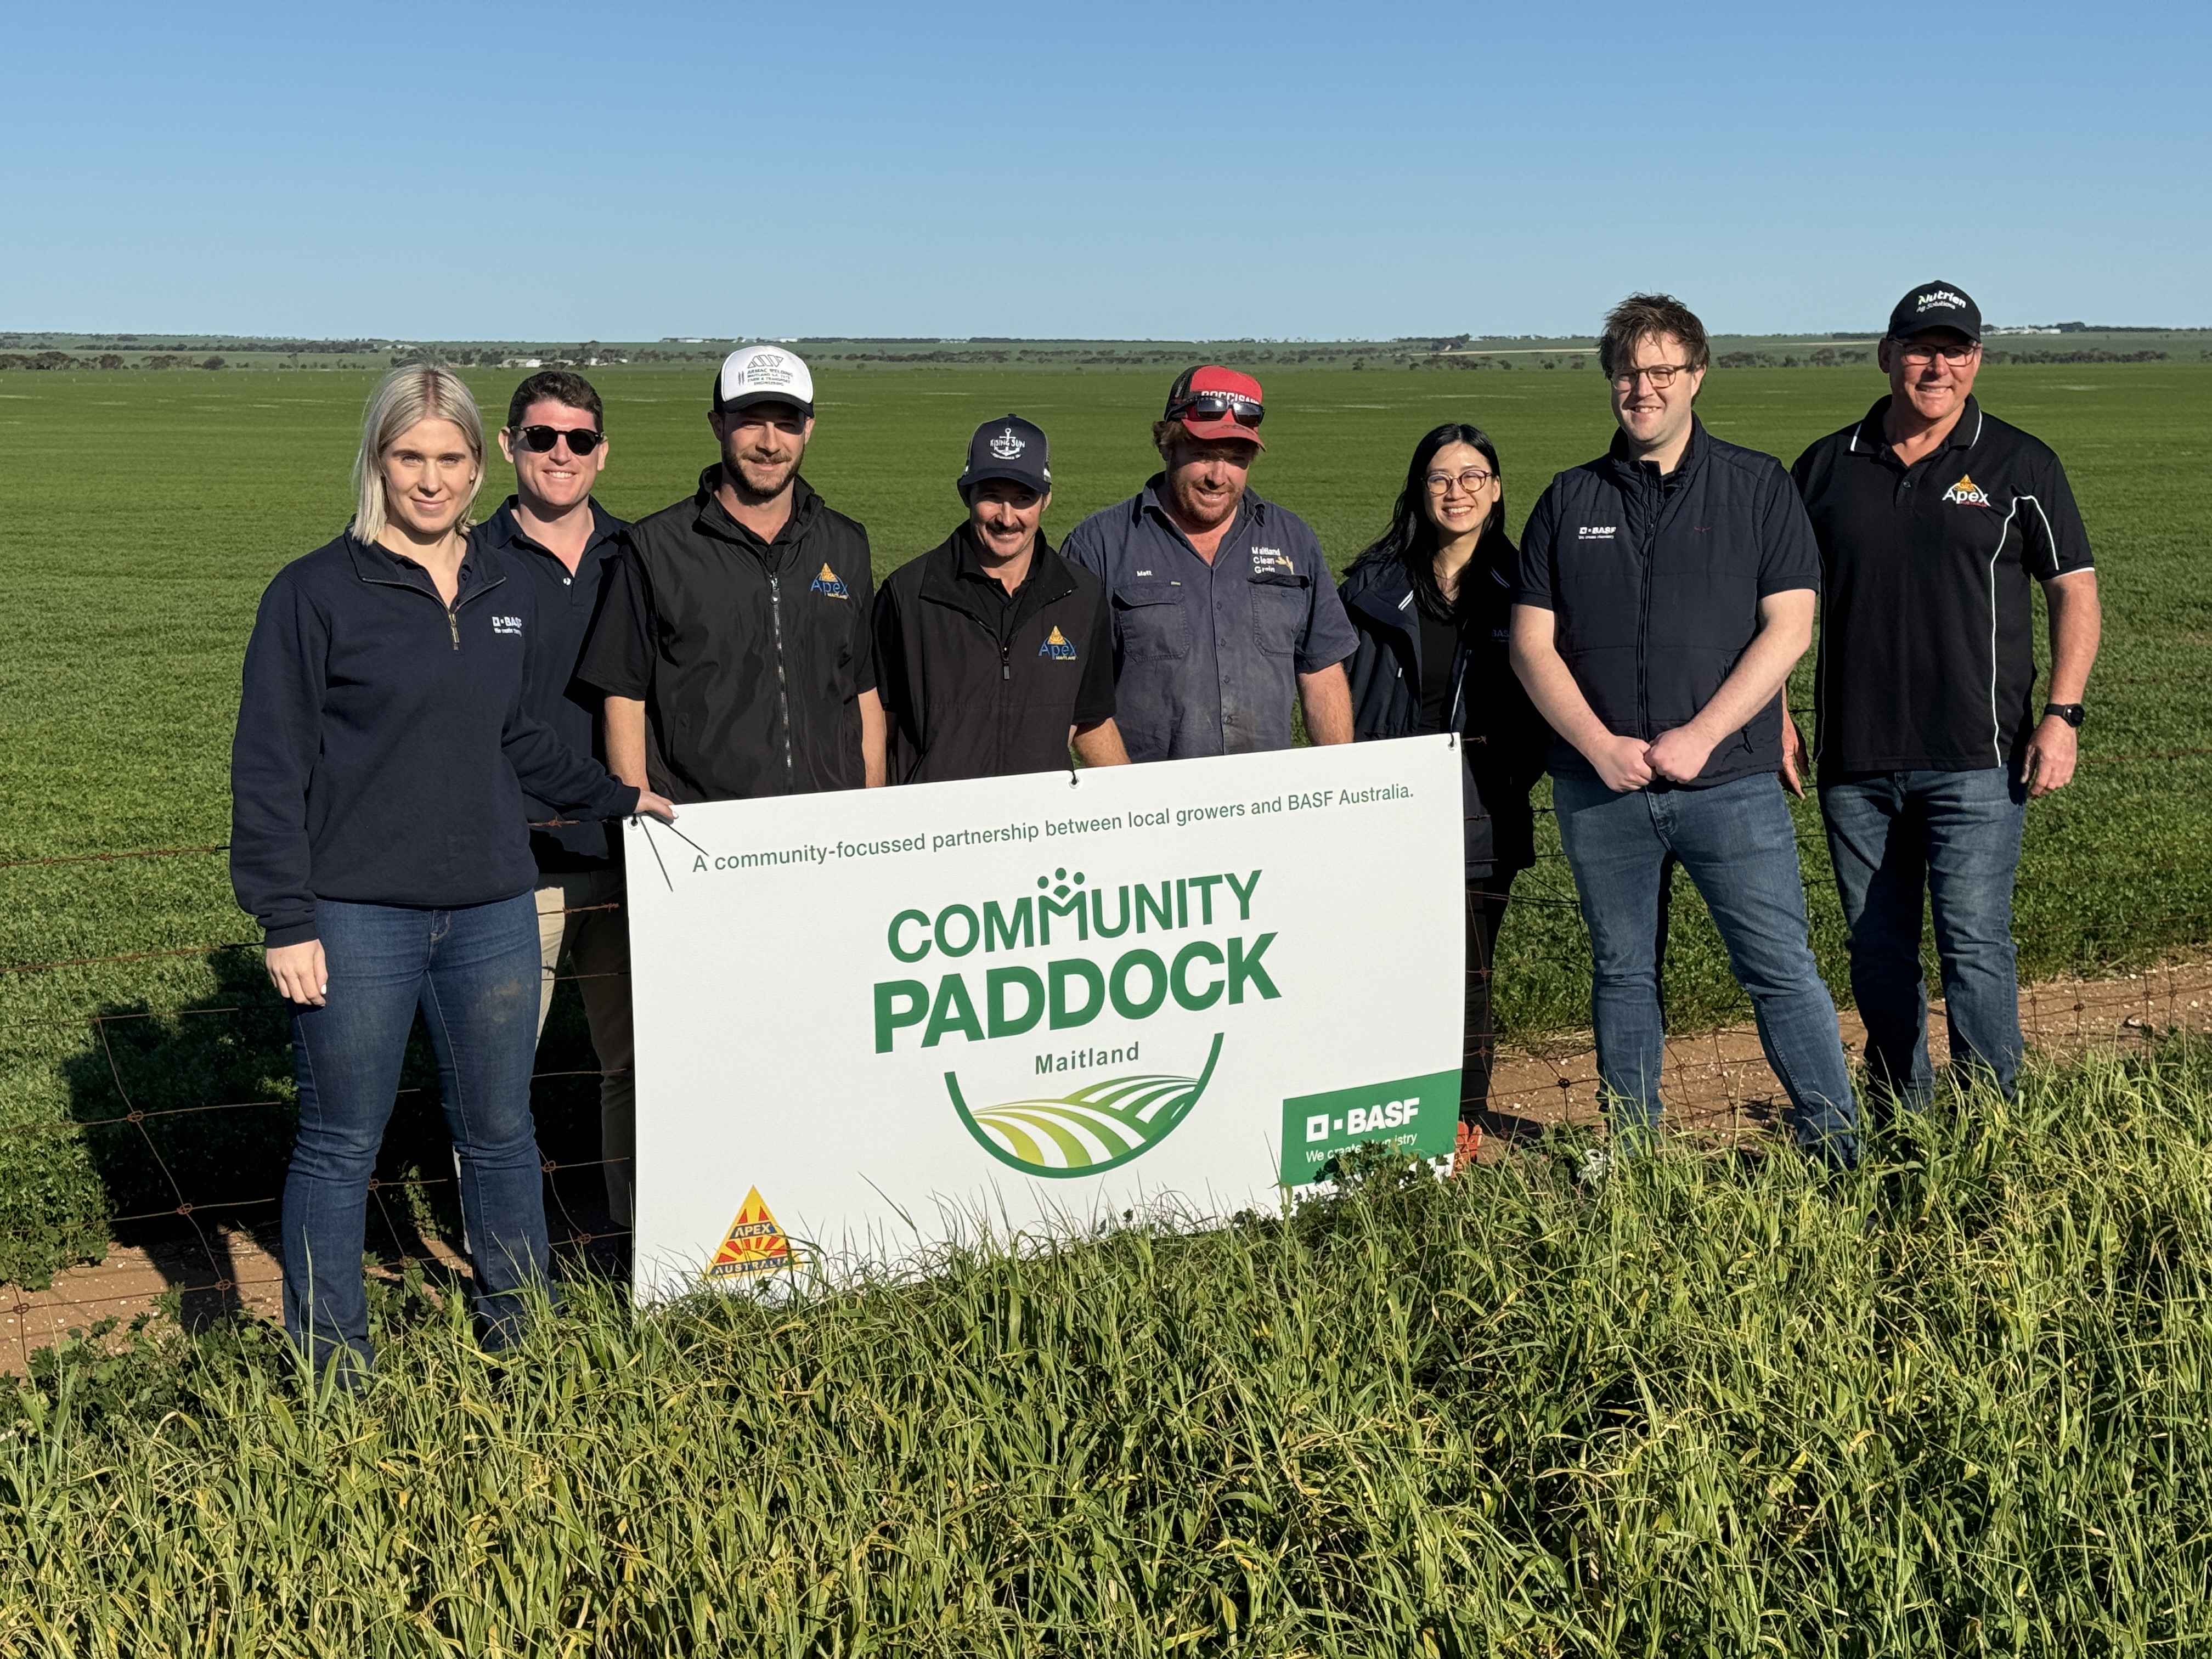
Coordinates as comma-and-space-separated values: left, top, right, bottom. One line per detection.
505, 369, 603, 432
1348, 423, 1509, 619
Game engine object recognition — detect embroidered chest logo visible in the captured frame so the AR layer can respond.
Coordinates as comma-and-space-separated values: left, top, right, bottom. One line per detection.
1039, 625, 1078, 661
1577, 525, 1618, 540
490, 613, 524, 635
809, 563, 850, 597
1250, 547, 1293, 575
1941, 474, 1993, 507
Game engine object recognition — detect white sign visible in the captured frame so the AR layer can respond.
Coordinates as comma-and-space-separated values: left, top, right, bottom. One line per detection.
623, 738, 1464, 1302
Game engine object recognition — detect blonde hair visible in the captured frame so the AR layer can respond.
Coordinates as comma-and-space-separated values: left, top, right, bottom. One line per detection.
351, 364, 486, 543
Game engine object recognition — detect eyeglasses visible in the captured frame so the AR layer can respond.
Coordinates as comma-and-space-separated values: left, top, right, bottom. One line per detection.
1897, 341, 1980, 366
1167, 392, 1265, 429
1424, 467, 1496, 494
1608, 363, 1694, 391
512, 424, 605, 454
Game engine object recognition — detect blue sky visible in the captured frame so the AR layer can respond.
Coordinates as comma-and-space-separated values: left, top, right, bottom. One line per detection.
4, 1, 2203, 340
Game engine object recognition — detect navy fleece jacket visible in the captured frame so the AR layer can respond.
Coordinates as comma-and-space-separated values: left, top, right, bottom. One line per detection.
230, 533, 640, 947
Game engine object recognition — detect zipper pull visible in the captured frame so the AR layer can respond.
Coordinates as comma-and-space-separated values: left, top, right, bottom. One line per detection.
448, 610, 460, 650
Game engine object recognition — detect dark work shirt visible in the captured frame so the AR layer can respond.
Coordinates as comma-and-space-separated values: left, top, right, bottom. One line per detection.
1416, 605, 1457, 735
474, 498, 629, 872
1062, 477, 1359, 761
1517, 422, 1820, 788
1792, 396, 2095, 775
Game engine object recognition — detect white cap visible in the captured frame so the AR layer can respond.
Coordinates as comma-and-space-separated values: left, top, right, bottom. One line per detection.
713, 345, 814, 416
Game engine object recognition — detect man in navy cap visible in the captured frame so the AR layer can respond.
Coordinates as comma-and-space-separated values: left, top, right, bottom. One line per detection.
873, 414, 1127, 782
1063, 366, 1356, 761
1789, 281, 2100, 1108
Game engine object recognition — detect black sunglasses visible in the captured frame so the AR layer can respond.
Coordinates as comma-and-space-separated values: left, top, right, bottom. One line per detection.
1167, 392, 1264, 429
512, 424, 605, 454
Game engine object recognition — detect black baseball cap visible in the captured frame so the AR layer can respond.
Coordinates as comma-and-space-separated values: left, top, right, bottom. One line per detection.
958, 413, 1051, 498
1888, 281, 1982, 342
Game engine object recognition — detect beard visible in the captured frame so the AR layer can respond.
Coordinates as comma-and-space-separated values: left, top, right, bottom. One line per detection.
721, 438, 804, 500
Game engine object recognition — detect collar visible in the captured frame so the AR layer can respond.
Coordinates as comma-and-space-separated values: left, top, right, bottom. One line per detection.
343, 530, 500, 598
1849, 394, 1983, 461
479, 496, 624, 563
1607, 417, 1706, 482
951, 522, 1056, 597
693, 466, 820, 546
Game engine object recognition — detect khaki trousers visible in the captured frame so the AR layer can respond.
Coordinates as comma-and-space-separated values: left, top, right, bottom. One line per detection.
534, 868, 635, 1228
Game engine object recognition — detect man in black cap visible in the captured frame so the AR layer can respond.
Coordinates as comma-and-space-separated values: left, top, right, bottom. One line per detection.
581, 344, 887, 803
1789, 281, 2101, 1108
873, 414, 1127, 782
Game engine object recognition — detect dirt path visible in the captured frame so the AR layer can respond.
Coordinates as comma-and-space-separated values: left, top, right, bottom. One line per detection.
8, 961, 2210, 1373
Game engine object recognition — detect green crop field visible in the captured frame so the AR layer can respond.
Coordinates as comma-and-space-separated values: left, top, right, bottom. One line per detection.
3, 359, 2212, 1652
2, 359, 2210, 1287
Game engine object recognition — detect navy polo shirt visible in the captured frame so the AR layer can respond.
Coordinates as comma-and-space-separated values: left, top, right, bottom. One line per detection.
1062, 476, 1358, 762
475, 497, 629, 871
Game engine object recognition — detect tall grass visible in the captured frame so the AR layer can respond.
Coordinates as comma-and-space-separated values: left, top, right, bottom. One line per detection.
7, 1041, 2212, 1655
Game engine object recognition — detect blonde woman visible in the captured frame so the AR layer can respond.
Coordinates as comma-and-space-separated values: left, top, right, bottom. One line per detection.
230, 365, 674, 1381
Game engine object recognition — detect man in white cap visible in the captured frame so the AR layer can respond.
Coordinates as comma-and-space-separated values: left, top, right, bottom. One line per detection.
582, 345, 886, 802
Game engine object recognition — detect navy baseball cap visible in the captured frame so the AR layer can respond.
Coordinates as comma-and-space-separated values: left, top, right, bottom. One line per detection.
958, 413, 1051, 498
1888, 281, 1982, 342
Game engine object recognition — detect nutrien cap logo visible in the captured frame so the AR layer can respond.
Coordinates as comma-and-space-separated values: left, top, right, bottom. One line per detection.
947, 1034, 1223, 1177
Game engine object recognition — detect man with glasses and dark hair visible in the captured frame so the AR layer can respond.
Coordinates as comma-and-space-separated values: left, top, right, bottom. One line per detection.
1062, 365, 1357, 761
1788, 281, 2099, 1109
475, 369, 642, 1229
1511, 293, 1858, 1166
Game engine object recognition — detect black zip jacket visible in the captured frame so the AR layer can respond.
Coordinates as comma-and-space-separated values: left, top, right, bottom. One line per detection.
577, 470, 874, 804
874, 528, 1116, 784
1515, 421, 1821, 788
1341, 544, 1546, 874
230, 533, 641, 949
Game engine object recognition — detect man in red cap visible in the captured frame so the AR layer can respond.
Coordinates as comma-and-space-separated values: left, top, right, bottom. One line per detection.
1063, 365, 1356, 761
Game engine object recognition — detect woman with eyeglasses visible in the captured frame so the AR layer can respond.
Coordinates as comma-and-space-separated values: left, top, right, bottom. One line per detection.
230, 364, 677, 1383
1340, 424, 1546, 1161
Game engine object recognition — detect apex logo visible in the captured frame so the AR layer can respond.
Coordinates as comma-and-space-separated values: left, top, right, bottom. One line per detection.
1941, 473, 1993, 507
704, 1186, 793, 1282
810, 563, 850, 597
1039, 625, 1078, 661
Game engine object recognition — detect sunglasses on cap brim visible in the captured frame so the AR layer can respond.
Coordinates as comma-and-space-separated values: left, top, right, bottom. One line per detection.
511, 424, 605, 454
1168, 392, 1265, 429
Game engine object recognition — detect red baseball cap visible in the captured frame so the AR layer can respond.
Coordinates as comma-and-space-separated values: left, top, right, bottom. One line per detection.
1164, 364, 1266, 449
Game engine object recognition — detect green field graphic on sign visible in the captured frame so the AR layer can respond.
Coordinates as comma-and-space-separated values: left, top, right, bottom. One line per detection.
947, 1034, 1224, 1178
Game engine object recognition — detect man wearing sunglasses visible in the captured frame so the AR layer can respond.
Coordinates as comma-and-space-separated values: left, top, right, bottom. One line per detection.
1788, 282, 2099, 1111
477, 369, 640, 1229
1511, 293, 1858, 1168
1062, 365, 1356, 763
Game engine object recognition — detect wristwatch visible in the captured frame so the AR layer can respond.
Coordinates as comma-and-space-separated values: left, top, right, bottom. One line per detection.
2044, 702, 2086, 728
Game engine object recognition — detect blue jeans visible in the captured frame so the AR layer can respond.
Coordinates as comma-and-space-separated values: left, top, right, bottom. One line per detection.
1554, 771, 1859, 1165
1819, 768, 2027, 1107
281, 893, 552, 1375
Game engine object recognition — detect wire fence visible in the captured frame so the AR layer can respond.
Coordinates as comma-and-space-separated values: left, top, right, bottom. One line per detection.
5, 749, 2211, 1369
